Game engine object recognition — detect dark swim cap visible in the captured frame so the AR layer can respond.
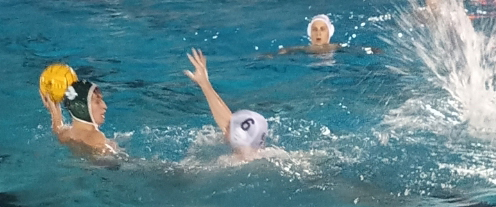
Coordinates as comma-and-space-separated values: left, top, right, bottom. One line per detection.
63, 80, 98, 124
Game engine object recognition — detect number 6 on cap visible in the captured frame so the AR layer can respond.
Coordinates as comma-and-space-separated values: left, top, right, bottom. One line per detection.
229, 110, 268, 149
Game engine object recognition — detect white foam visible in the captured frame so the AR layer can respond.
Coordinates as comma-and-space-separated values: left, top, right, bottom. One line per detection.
153, 116, 343, 184
437, 142, 496, 185
112, 131, 134, 143
378, 0, 496, 143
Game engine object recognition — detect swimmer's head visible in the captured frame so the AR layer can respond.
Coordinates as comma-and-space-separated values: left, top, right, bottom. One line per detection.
63, 80, 107, 126
229, 110, 268, 150
307, 14, 335, 46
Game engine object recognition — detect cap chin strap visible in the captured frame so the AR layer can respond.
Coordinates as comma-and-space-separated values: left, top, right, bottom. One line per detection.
71, 84, 99, 129
104, 144, 118, 155
87, 84, 97, 128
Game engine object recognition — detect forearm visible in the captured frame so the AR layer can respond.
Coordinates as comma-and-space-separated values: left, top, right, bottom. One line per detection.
49, 104, 64, 134
198, 81, 232, 135
279, 46, 307, 55
336, 45, 381, 55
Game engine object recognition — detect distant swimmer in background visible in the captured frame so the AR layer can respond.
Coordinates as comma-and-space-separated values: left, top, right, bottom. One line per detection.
184, 48, 268, 162
264, 14, 382, 58
40, 64, 127, 166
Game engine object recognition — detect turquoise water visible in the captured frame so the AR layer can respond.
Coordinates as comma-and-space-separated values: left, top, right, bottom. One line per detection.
2, 0, 496, 206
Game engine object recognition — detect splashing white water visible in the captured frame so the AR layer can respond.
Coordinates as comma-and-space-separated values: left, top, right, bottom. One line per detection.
379, 0, 496, 142
177, 116, 337, 179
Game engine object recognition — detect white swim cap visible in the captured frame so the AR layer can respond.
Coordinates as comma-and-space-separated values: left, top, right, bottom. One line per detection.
229, 110, 268, 149
307, 14, 335, 42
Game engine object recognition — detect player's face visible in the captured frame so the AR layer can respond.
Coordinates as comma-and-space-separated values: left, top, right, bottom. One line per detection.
91, 89, 107, 126
311, 20, 330, 46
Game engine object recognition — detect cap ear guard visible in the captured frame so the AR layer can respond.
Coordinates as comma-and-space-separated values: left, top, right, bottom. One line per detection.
63, 80, 97, 125
229, 110, 268, 149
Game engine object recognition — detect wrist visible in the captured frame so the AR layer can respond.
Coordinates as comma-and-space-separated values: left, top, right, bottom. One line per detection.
197, 78, 211, 87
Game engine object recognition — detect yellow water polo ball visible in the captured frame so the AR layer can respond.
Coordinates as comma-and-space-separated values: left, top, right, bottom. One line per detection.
39, 63, 78, 103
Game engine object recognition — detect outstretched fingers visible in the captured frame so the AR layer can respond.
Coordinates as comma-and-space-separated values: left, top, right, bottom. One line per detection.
197, 49, 207, 66
190, 49, 208, 71
185, 48, 210, 84
187, 52, 203, 69
187, 53, 197, 67
192, 48, 200, 64
183, 70, 194, 80
192, 49, 206, 67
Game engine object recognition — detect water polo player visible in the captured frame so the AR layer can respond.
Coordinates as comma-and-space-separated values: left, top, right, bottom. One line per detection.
184, 48, 268, 161
264, 14, 381, 57
40, 64, 125, 161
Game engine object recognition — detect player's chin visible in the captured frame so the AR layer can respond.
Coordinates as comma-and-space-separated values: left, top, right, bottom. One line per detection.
95, 117, 105, 126
313, 40, 325, 46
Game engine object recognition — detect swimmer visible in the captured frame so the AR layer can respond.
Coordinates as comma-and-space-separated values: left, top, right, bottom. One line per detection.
40, 80, 126, 163
264, 14, 381, 58
279, 14, 340, 55
184, 48, 268, 162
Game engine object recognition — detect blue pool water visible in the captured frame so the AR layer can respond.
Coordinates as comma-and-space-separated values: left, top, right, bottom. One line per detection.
2, 0, 496, 206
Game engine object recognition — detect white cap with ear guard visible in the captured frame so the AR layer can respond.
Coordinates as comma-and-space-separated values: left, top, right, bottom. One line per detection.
229, 110, 268, 149
307, 14, 335, 42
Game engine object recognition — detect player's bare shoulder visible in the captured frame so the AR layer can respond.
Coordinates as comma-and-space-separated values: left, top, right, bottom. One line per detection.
56, 126, 72, 143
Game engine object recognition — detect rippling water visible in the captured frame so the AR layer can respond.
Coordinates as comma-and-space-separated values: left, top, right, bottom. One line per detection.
1, 0, 496, 206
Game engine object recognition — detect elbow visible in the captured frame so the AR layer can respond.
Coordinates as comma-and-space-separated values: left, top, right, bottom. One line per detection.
52, 123, 64, 135
52, 128, 61, 136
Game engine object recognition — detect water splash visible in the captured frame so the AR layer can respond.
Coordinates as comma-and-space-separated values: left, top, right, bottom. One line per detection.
379, 0, 496, 142
177, 116, 338, 178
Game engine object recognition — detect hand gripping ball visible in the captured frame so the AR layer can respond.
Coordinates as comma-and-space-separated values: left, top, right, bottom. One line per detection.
39, 63, 78, 103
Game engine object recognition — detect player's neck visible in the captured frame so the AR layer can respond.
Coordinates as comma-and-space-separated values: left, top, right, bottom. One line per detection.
73, 119, 99, 131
